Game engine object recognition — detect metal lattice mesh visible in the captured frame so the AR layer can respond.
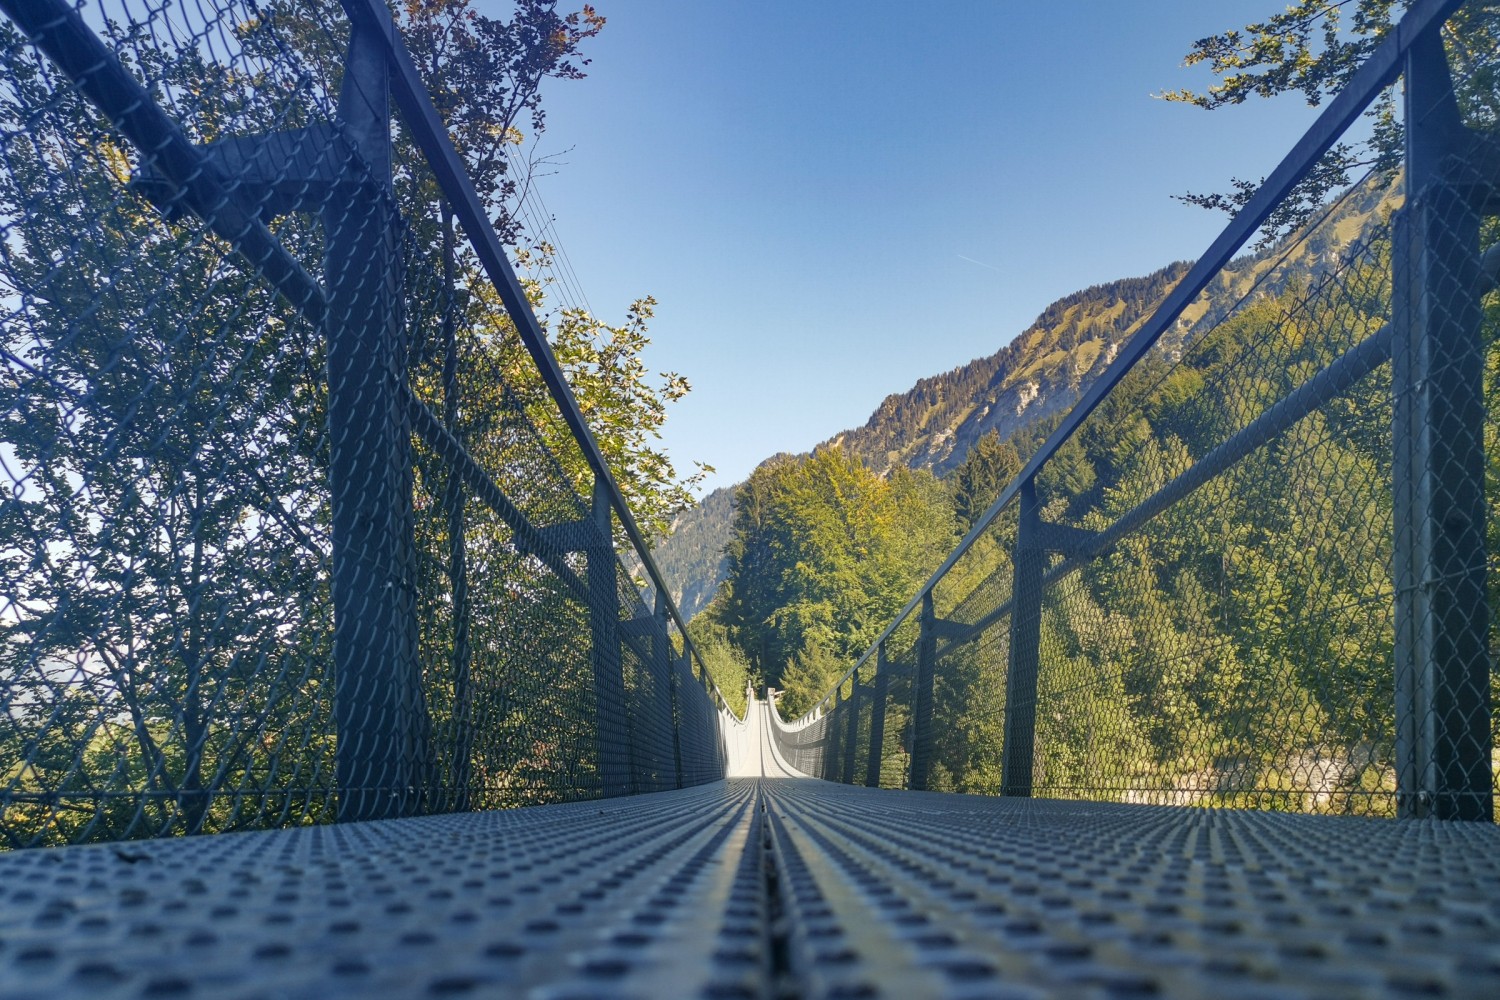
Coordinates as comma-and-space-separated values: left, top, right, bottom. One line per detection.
775, 3, 1500, 821
1, 0, 727, 849
1, 1, 344, 847
926, 505, 1019, 794
1022, 185, 1400, 810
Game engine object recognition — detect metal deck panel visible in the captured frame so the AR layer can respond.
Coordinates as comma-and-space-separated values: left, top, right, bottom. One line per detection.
0, 783, 765, 1000
761, 781, 1500, 998
4, 692, 1499, 999
3, 783, 1500, 998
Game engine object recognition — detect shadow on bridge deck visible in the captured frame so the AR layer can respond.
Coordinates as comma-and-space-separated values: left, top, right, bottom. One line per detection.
2, 700, 1498, 999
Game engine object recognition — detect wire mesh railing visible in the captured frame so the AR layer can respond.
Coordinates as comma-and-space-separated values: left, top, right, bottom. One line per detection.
0, 0, 732, 849
778, 0, 1500, 822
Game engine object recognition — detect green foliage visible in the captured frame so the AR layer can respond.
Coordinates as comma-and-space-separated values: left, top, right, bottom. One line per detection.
1161, 1, 1500, 246
777, 642, 848, 721
952, 430, 1022, 532
706, 448, 955, 707
390, 0, 605, 242
485, 271, 710, 542
0, 0, 718, 845
0, 16, 340, 844
399, 2, 711, 541
911, 224, 1420, 813
687, 617, 752, 719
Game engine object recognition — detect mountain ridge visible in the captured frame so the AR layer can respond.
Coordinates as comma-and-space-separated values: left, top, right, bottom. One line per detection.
654, 175, 1400, 621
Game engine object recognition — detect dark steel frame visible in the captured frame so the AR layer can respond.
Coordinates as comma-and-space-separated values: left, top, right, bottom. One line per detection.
0, 0, 739, 822
797, 0, 1497, 819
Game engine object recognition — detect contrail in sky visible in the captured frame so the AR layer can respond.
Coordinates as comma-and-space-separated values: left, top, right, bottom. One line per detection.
956, 254, 1001, 272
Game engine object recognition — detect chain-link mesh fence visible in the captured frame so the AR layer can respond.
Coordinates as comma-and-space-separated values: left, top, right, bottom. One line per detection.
780, 0, 1500, 822
0, 0, 729, 849
1014, 179, 1401, 813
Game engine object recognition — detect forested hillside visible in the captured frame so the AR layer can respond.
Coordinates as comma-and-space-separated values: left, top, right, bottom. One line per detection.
830, 263, 1191, 478
651, 485, 734, 618
655, 266, 1189, 618
660, 175, 1399, 624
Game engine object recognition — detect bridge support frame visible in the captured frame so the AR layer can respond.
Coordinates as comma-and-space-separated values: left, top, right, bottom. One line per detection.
865, 645, 889, 787
327, 25, 430, 823
588, 476, 635, 797
1392, 31, 1495, 821
1001, 480, 1046, 798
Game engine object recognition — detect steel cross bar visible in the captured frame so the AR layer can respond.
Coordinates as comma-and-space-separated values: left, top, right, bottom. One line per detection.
406, 390, 588, 601
0, 0, 327, 322
933, 320, 1397, 661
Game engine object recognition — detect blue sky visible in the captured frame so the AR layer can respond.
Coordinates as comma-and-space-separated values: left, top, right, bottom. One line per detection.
494, 1, 1332, 494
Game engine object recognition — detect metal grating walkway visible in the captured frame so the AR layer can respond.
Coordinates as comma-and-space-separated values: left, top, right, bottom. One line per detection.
2, 701, 1499, 998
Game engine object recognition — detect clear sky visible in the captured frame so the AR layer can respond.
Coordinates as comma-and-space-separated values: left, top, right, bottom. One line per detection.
489, 1, 1332, 494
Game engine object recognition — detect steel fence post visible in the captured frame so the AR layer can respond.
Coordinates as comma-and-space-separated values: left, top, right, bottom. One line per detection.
910, 592, 938, 790
1392, 31, 1493, 821
440, 208, 474, 814
589, 477, 633, 796
1002, 479, 1045, 798
327, 24, 428, 822
866, 644, 889, 787
657, 592, 684, 790
826, 686, 843, 782
842, 670, 860, 784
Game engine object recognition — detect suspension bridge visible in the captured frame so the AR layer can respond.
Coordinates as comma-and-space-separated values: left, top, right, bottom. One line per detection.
2, 0, 1499, 996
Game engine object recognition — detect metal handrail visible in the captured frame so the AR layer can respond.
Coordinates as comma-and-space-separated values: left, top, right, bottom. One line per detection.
340, 0, 724, 707
798, 0, 1464, 720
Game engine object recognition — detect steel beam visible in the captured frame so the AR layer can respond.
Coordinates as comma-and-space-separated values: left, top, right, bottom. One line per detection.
1392, 30, 1494, 821
1001, 481, 1045, 798
325, 26, 430, 822
909, 593, 939, 790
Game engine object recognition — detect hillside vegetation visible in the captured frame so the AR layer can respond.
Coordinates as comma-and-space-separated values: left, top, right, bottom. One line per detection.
660, 177, 1401, 635
700, 171, 1500, 815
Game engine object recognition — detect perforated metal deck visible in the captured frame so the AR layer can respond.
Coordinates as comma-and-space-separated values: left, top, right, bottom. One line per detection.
760, 783, 1500, 998
0, 783, 770, 999
2, 701, 1498, 998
